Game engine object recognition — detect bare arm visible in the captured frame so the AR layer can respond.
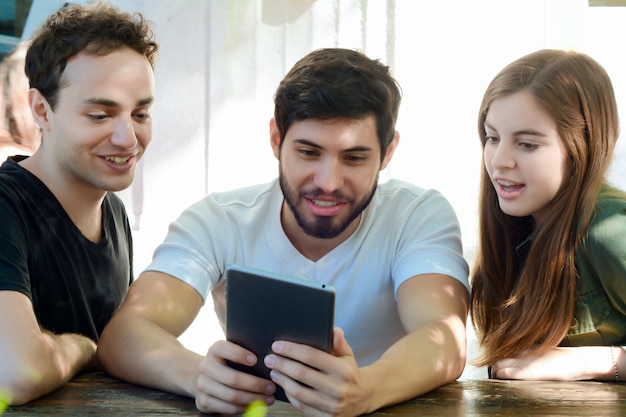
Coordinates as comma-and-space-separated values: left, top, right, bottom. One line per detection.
491, 345, 626, 381
99, 271, 279, 414
97, 271, 206, 397
361, 274, 469, 410
0, 291, 96, 405
265, 273, 469, 416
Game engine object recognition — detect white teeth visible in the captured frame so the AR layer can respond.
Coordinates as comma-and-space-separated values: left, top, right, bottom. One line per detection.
105, 156, 130, 164
497, 179, 518, 186
313, 200, 338, 207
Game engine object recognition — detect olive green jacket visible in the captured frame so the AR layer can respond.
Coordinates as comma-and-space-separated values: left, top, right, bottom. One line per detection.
561, 186, 626, 347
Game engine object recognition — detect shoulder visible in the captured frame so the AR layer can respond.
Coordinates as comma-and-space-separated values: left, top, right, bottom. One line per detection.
170, 180, 278, 229
367, 179, 463, 242
0, 158, 37, 205
594, 185, 626, 213
0, 157, 49, 198
589, 186, 626, 227
185, 180, 278, 218
583, 185, 626, 248
0, 157, 24, 183
378, 178, 433, 198
374, 179, 455, 212
209, 180, 277, 207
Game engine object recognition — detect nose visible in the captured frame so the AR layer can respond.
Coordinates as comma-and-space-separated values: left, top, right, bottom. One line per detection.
111, 116, 138, 149
314, 158, 343, 192
487, 141, 515, 170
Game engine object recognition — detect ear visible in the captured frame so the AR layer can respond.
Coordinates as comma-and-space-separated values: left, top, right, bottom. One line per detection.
269, 118, 281, 160
380, 130, 400, 170
29, 88, 52, 132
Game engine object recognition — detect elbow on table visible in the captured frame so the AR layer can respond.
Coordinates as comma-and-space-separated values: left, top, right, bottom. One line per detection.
453, 333, 469, 378
96, 324, 123, 376
450, 352, 467, 382
445, 314, 469, 383
0, 367, 50, 406
439, 332, 468, 385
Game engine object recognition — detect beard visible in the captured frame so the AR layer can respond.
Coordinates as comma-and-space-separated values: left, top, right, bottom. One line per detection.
278, 167, 378, 239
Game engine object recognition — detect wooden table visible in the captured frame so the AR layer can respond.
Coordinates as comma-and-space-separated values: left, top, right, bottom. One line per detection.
5, 371, 626, 416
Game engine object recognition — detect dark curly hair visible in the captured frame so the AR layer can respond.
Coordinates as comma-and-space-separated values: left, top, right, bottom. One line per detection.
25, 1, 158, 110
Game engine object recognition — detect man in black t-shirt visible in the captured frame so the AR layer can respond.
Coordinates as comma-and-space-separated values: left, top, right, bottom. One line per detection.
0, 2, 158, 406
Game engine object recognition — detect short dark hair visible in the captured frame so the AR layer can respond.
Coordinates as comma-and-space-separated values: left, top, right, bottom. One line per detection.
25, 1, 158, 110
273, 48, 401, 160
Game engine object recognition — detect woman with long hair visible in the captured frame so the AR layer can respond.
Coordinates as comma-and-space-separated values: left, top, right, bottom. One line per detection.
471, 49, 626, 382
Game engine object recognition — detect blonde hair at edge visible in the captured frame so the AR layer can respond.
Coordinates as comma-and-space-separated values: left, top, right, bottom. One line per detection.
470, 49, 623, 367
0, 41, 40, 160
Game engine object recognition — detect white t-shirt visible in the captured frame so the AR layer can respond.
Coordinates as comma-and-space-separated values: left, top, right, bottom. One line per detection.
145, 178, 469, 365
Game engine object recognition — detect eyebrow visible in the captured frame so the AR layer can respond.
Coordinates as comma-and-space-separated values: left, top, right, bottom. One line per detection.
294, 138, 374, 153
484, 121, 548, 138
83, 97, 155, 108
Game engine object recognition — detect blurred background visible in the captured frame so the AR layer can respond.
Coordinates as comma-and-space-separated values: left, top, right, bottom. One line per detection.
2, 0, 626, 378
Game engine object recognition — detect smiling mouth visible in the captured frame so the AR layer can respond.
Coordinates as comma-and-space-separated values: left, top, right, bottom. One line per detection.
497, 179, 523, 192
312, 200, 339, 207
105, 156, 131, 165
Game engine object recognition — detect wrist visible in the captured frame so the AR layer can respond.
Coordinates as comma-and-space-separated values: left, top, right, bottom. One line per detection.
610, 346, 622, 383
577, 346, 617, 381
56, 333, 97, 367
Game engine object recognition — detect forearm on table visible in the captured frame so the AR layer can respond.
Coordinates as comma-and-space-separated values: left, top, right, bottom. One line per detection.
2, 331, 96, 405
360, 315, 467, 413
98, 315, 204, 398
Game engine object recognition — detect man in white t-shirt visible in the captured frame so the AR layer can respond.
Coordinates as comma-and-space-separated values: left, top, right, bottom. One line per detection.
99, 48, 470, 417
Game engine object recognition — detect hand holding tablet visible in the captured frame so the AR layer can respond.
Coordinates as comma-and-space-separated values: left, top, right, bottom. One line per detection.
225, 264, 335, 402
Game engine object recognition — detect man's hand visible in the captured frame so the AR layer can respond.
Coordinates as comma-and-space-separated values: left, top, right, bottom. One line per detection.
195, 339, 276, 415
264, 327, 369, 417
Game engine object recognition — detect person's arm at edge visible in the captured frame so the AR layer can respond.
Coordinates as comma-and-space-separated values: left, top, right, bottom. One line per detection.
358, 273, 469, 413
0, 291, 96, 405
97, 271, 205, 397
489, 345, 626, 381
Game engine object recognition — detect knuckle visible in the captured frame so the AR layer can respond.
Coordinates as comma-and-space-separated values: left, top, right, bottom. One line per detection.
221, 370, 239, 388
291, 364, 309, 380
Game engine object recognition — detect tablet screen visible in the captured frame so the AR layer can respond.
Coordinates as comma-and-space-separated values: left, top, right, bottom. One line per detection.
225, 264, 335, 402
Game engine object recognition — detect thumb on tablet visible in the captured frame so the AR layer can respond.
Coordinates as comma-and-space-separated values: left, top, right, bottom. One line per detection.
332, 327, 354, 358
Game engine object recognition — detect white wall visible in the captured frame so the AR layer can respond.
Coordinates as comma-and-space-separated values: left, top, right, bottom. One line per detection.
25, 0, 626, 377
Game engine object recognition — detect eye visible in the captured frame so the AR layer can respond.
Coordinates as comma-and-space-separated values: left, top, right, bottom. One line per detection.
87, 113, 109, 121
133, 112, 151, 122
343, 154, 367, 164
519, 142, 538, 151
297, 148, 319, 159
484, 135, 499, 144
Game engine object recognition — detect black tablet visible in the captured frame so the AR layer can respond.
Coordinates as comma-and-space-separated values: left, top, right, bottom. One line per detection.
225, 264, 335, 402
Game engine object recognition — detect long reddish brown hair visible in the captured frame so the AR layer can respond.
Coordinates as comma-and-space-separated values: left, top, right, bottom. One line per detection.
471, 49, 620, 366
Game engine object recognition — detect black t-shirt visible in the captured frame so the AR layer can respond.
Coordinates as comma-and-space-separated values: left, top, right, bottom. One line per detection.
0, 157, 133, 341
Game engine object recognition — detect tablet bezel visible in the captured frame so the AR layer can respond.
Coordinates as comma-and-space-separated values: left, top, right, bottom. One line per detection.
224, 263, 335, 402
